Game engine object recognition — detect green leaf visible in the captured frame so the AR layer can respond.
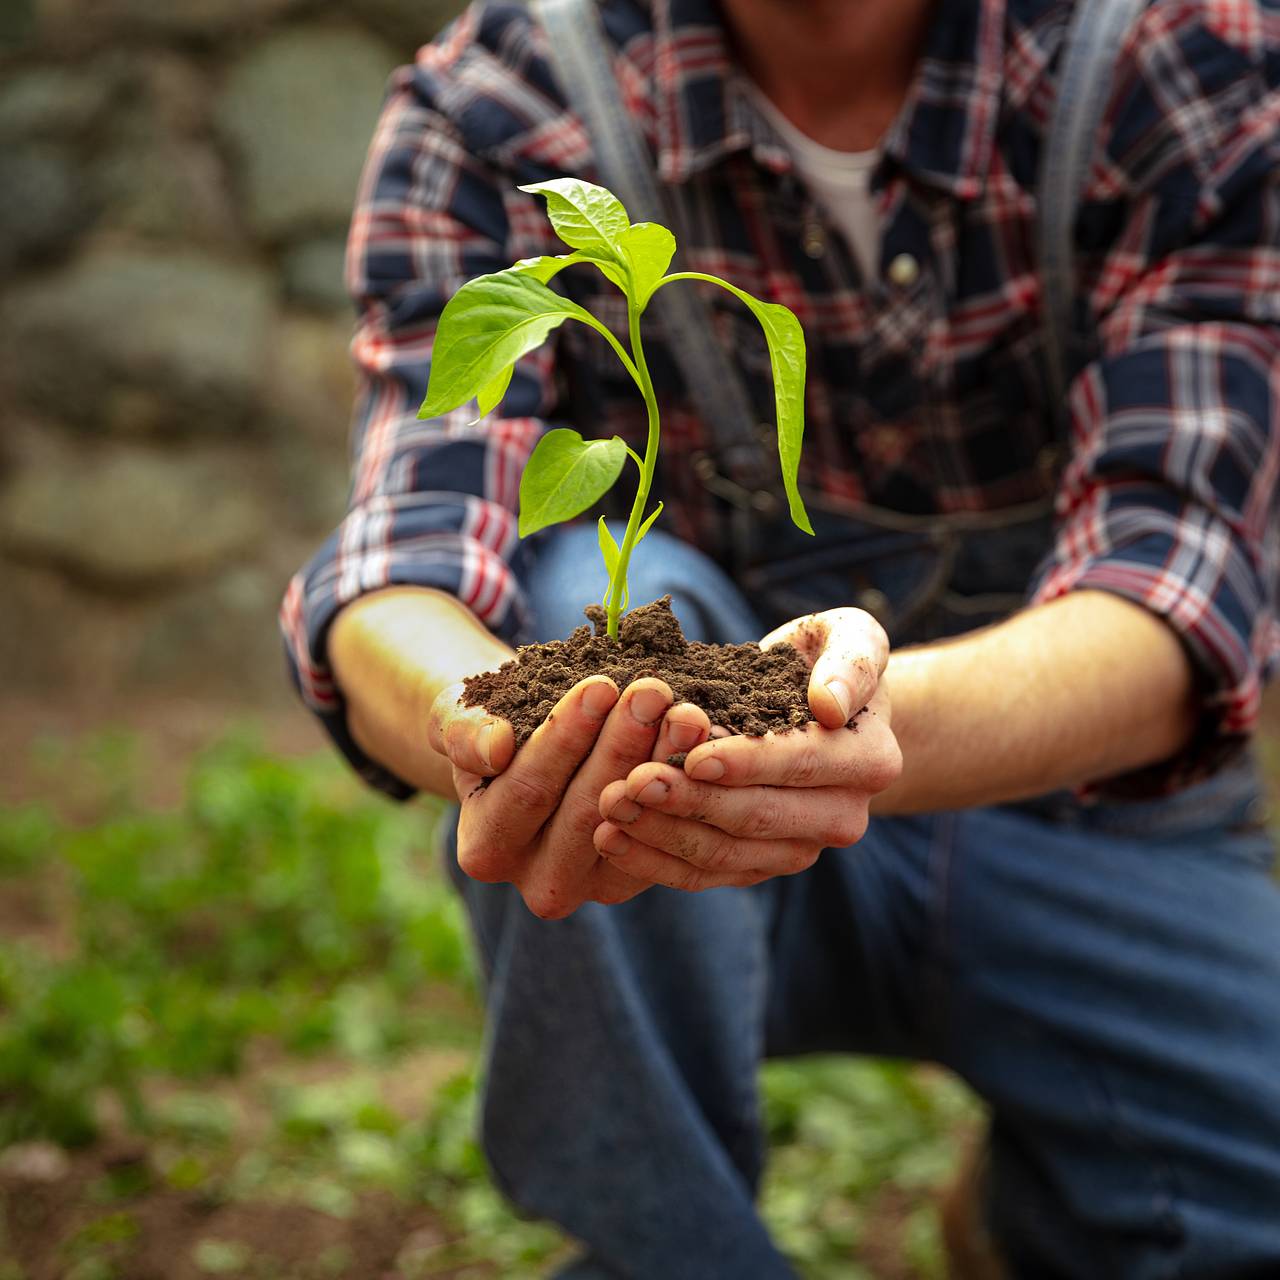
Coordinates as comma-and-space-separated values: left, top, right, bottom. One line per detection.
510, 253, 585, 284
635, 500, 664, 543
519, 430, 627, 537
690, 279, 813, 534
519, 179, 630, 262
472, 363, 514, 421
597, 516, 620, 575
597, 517, 627, 610
620, 224, 676, 306
419, 270, 597, 419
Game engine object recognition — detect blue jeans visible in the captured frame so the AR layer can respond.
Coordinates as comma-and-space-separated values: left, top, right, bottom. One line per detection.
447, 524, 1280, 1279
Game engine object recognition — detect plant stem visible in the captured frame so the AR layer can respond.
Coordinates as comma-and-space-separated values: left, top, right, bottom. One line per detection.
604, 298, 662, 639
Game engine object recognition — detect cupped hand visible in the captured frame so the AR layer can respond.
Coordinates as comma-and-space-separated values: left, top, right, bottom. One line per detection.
593, 607, 900, 891
426, 675, 712, 917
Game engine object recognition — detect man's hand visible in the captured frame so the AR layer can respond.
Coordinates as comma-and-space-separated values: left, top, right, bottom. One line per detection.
594, 608, 901, 891
428, 674, 714, 917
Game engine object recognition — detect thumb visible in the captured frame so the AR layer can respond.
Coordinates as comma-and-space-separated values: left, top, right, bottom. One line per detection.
427, 682, 514, 777
762, 608, 889, 730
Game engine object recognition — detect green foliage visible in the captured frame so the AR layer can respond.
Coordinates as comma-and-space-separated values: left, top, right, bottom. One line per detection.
0, 731, 982, 1276
419, 178, 812, 638
760, 1059, 976, 1278
0, 735, 473, 1148
517, 428, 627, 537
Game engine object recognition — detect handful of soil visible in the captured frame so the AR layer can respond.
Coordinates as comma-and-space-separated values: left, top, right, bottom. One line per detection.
461, 596, 815, 752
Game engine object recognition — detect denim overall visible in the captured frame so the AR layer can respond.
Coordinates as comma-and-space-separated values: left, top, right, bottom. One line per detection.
443, 1, 1280, 1274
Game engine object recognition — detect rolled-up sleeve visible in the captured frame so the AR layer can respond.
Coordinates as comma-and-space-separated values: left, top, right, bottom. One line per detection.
280, 17, 557, 797
1029, 5, 1280, 795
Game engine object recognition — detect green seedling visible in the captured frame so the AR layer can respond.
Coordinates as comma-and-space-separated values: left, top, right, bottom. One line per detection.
419, 178, 812, 640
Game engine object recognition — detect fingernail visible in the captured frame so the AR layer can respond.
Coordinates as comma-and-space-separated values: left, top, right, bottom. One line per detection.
610, 798, 643, 823
636, 779, 668, 806
583, 681, 617, 718
630, 685, 669, 725
825, 677, 853, 723
689, 756, 725, 782
599, 827, 627, 856
476, 720, 494, 770
668, 720, 702, 751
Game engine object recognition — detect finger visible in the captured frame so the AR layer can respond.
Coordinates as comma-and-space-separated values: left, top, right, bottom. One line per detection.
682, 714, 902, 792
594, 822, 796, 891
607, 762, 867, 847
530, 679, 673, 904
583, 854, 652, 906
807, 608, 889, 728
709, 725, 732, 740
427, 682, 515, 777
462, 676, 619, 877
652, 702, 711, 763
452, 764, 487, 803
761, 608, 889, 730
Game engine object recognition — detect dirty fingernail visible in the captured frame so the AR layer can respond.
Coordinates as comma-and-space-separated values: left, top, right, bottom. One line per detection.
583, 681, 617, 718
689, 756, 725, 782
824, 677, 853, 723
476, 720, 494, 770
630, 686, 670, 725
636, 779, 668, 806
668, 720, 702, 751
610, 798, 643, 823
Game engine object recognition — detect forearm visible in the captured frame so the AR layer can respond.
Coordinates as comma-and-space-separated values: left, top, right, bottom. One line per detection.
328, 586, 514, 799
874, 590, 1198, 814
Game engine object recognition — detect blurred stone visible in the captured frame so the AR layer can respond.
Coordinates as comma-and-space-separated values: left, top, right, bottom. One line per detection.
88, 52, 239, 243
0, 436, 268, 587
280, 235, 349, 310
95, 138, 238, 243
265, 311, 356, 444
131, 563, 294, 698
0, 0, 37, 48
347, 0, 467, 54
2, 247, 274, 435
0, 1141, 71, 1183
36, 0, 301, 44
264, 313, 356, 530
216, 25, 396, 241
0, 65, 117, 139
0, 141, 92, 274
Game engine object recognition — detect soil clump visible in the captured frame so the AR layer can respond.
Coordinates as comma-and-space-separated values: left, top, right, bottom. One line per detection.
461, 596, 815, 751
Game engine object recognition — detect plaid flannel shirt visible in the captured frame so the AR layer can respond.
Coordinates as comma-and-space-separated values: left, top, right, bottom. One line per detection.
281, 0, 1280, 800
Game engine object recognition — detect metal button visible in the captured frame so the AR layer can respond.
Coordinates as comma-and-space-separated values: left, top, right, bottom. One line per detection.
887, 252, 920, 287
802, 221, 826, 259
857, 588, 889, 618
1036, 444, 1063, 485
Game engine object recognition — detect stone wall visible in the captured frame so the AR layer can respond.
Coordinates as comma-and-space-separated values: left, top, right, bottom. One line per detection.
0, 0, 465, 708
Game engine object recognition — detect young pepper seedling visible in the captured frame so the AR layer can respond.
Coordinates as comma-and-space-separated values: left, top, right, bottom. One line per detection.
419, 179, 813, 640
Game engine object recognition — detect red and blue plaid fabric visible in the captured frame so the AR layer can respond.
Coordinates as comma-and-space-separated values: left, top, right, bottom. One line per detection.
281, 0, 1280, 799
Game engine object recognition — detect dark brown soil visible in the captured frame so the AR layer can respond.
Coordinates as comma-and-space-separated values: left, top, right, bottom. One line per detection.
461, 596, 815, 750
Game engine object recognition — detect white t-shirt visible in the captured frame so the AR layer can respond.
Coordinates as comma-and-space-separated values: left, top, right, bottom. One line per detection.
743, 82, 881, 280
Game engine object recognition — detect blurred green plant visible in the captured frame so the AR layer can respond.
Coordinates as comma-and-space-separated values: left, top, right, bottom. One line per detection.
0, 734, 473, 1148
0, 731, 978, 1277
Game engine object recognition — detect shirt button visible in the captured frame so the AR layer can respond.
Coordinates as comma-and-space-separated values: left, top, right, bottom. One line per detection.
887, 252, 920, 287
802, 224, 826, 259
858, 588, 890, 619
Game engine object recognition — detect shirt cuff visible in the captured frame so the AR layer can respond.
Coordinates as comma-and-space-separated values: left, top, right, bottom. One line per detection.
1029, 537, 1263, 799
280, 503, 532, 800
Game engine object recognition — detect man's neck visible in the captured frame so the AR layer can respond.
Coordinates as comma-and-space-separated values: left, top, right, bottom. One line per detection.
720, 0, 936, 152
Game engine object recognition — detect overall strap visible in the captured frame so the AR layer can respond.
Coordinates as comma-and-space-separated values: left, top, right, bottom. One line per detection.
531, 0, 773, 496
1037, 0, 1147, 423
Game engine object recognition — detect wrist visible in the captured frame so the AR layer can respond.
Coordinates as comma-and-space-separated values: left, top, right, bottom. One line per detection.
329, 586, 514, 796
